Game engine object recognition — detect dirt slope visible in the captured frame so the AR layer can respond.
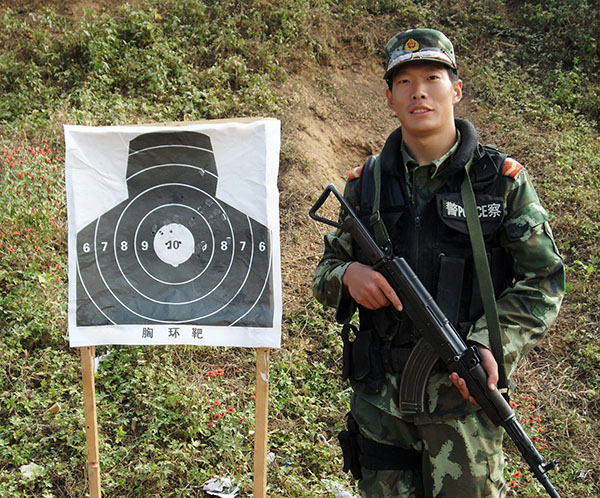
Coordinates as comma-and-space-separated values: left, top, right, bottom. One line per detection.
277, 55, 400, 311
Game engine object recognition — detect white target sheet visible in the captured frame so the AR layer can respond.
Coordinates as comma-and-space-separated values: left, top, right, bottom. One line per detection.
65, 119, 282, 348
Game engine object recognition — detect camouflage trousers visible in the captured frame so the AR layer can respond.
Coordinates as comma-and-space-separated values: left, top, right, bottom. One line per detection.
351, 395, 507, 498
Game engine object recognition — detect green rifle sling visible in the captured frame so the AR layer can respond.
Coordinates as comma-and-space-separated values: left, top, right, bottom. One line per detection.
460, 158, 509, 393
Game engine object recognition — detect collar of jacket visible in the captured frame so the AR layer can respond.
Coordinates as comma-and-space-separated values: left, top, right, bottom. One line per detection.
379, 118, 478, 178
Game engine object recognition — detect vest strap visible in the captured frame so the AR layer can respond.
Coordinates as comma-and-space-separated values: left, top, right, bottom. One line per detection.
460, 159, 508, 392
369, 155, 393, 253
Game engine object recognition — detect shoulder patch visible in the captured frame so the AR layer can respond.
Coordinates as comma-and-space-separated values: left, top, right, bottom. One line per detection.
502, 158, 524, 179
348, 165, 363, 181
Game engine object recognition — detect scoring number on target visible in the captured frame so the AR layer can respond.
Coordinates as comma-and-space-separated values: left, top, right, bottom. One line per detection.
82, 238, 266, 255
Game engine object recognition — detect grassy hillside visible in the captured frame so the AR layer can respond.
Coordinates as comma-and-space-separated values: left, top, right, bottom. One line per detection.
1, 1, 599, 496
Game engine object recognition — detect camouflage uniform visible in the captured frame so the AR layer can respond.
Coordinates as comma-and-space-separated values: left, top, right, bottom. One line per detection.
312, 120, 565, 497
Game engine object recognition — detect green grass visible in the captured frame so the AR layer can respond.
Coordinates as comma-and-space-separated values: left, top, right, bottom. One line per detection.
1, 1, 599, 496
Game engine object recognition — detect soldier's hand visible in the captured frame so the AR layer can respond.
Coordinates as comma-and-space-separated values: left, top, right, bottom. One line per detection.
449, 345, 499, 406
343, 262, 403, 311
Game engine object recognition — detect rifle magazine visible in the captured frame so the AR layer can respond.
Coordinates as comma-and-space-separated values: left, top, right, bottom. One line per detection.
399, 338, 439, 414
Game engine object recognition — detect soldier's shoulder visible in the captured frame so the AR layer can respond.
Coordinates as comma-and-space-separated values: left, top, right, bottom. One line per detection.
502, 157, 525, 180
347, 154, 379, 181
483, 145, 526, 178
347, 164, 363, 181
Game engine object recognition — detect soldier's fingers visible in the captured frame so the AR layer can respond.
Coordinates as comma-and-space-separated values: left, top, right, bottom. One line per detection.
477, 346, 499, 391
377, 277, 403, 311
356, 286, 388, 310
371, 287, 395, 310
449, 372, 464, 396
449, 373, 479, 406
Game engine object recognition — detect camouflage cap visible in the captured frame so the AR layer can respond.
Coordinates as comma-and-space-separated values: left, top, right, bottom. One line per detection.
384, 28, 456, 80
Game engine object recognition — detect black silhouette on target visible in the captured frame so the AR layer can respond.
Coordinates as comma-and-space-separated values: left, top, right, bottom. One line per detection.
76, 131, 274, 327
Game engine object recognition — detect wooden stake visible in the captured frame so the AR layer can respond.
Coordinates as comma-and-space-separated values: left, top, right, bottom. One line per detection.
80, 346, 101, 498
253, 347, 270, 498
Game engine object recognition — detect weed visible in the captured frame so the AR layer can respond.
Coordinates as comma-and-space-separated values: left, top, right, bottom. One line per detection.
1, 1, 600, 497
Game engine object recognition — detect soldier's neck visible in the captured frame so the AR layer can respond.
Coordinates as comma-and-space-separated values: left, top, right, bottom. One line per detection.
402, 124, 458, 166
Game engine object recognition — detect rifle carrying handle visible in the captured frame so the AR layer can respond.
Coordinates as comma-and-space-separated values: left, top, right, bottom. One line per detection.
309, 184, 348, 229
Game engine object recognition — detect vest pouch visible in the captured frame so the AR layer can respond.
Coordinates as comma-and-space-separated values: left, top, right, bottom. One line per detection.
340, 324, 385, 393
340, 324, 357, 382
436, 255, 465, 327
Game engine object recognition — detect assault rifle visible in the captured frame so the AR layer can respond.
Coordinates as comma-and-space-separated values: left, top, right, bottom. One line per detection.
309, 184, 562, 498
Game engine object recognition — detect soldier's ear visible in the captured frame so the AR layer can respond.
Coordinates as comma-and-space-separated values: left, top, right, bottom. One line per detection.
453, 80, 463, 104
385, 88, 395, 110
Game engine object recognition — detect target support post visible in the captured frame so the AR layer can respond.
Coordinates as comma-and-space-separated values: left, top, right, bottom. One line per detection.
80, 346, 101, 498
253, 347, 270, 498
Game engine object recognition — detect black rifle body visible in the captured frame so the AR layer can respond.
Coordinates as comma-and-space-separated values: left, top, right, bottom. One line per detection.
309, 184, 562, 498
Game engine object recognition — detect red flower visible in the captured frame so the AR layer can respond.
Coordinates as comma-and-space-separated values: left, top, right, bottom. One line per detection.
513, 471, 522, 478
508, 480, 517, 489
227, 407, 235, 414
213, 400, 221, 406
213, 413, 221, 421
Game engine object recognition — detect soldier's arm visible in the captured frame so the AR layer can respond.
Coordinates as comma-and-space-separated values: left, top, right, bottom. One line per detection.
312, 174, 362, 323
312, 225, 356, 322
466, 163, 566, 378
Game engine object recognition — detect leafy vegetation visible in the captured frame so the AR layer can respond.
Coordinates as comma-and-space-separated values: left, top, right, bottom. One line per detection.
1, 0, 599, 496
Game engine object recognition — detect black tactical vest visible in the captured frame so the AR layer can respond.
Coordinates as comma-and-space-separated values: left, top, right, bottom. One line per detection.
342, 120, 513, 392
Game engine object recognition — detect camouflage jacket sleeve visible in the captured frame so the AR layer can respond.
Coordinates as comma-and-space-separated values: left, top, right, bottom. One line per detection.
466, 164, 566, 378
312, 180, 360, 323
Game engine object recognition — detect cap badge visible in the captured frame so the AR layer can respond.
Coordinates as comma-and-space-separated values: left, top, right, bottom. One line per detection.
404, 38, 419, 52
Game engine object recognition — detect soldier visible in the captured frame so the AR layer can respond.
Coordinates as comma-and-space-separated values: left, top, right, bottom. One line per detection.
312, 28, 565, 497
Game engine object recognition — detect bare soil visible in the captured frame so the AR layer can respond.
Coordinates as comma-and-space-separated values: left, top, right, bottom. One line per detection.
277, 55, 399, 312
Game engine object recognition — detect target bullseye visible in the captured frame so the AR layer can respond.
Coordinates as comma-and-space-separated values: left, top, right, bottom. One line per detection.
153, 223, 195, 268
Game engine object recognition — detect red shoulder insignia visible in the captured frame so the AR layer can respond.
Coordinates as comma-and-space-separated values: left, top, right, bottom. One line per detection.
348, 165, 363, 181
502, 158, 523, 179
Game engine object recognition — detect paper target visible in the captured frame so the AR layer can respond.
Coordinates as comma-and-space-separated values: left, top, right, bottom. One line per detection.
66, 120, 282, 348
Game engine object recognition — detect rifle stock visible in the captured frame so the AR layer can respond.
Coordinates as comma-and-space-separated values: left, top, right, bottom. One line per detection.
310, 184, 562, 498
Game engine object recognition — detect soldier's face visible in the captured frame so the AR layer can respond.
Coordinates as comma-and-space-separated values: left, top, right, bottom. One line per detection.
385, 61, 462, 139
